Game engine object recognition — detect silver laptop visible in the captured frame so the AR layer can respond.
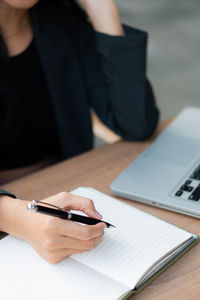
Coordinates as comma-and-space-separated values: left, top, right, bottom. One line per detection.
111, 107, 200, 218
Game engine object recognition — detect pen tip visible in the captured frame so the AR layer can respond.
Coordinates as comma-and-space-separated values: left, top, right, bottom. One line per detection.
110, 224, 116, 228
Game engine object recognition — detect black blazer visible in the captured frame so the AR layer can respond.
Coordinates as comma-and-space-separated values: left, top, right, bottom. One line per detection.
29, 2, 159, 160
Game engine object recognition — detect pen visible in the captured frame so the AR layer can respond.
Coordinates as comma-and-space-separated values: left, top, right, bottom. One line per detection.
27, 201, 115, 228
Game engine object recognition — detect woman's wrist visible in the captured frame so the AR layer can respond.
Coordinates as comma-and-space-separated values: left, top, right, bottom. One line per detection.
77, 0, 125, 36
0, 195, 27, 236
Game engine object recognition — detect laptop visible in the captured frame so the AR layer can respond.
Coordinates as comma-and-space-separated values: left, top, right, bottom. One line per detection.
111, 107, 200, 218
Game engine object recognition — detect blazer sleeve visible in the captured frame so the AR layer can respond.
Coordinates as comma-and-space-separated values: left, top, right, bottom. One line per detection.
72, 9, 159, 140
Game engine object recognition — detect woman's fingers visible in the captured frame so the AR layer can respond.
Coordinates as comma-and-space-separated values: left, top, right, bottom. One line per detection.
42, 232, 104, 251
44, 192, 103, 219
54, 217, 106, 240
35, 235, 103, 264
42, 247, 94, 264
35, 246, 90, 264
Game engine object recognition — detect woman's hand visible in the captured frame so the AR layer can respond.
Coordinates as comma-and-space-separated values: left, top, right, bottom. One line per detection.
0, 192, 105, 264
76, 0, 125, 36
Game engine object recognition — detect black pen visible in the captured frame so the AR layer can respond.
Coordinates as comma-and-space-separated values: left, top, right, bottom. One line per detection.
27, 201, 115, 228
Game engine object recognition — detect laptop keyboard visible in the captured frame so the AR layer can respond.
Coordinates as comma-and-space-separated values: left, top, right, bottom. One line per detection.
174, 163, 200, 202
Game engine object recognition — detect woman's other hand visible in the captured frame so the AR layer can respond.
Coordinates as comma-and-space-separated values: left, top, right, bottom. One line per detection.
76, 0, 125, 36
0, 192, 105, 263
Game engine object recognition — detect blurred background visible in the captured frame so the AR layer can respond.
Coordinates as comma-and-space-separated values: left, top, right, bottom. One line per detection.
116, 0, 200, 120
94, 0, 200, 146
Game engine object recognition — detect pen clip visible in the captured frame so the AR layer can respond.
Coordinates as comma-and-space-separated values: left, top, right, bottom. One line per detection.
27, 200, 67, 212
35, 200, 63, 211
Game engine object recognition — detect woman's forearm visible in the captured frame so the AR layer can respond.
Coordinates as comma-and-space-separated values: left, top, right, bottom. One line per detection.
77, 0, 125, 36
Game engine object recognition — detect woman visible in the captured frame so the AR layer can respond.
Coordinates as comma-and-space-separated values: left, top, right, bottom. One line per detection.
0, 0, 159, 263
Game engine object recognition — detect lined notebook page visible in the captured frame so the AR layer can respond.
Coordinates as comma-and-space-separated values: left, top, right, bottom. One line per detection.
71, 187, 192, 288
0, 236, 128, 300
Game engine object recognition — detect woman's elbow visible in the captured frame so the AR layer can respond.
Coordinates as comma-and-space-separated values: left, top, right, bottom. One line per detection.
139, 107, 160, 140
120, 107, 160, 141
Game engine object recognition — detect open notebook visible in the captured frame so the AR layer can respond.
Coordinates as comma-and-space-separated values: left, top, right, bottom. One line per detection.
0, 187, 198, 300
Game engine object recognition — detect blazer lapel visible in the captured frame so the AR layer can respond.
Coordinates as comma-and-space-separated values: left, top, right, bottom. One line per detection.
30, 3, 92, 158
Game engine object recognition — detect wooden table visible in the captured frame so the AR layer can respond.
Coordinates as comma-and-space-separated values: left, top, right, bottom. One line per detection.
1, 123, 200, 300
